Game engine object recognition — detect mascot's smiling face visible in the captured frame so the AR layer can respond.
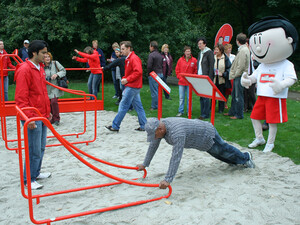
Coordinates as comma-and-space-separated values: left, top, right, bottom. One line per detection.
249, 27, 294, 64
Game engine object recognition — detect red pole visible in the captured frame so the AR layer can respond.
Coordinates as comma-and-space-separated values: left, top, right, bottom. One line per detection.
158, 86, 162, 120
211, 89, 216, 125
188, 84, 193, 119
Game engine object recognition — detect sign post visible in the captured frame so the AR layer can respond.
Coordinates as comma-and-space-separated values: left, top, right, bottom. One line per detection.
181, 73, 226, 125
149, 72, 171, 120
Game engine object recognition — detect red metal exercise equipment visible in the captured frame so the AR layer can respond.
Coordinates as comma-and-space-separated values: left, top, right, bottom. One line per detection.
16, 105, 172, 224
0, 53, 103, 151
1, 52, 173, 224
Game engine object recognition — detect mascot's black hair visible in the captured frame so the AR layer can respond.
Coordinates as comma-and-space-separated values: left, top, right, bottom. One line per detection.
248, 15, 298, 51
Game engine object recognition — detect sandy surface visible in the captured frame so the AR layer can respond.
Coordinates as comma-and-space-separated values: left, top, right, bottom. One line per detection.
0, 111, 299, 225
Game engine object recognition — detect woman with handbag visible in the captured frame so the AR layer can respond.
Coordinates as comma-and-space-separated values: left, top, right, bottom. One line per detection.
44, 52, 66, 126
213, 44, 231, 113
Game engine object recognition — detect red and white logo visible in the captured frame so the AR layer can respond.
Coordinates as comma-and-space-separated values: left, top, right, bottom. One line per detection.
260, 73, 275, 83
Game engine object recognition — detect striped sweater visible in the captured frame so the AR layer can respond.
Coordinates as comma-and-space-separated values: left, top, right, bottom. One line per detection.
143, 117, 216, 183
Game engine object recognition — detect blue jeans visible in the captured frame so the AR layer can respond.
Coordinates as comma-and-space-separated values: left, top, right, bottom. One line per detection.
88, 73, 102, 100
0, 76, 9, 101
149, 73, 163, 109
229, 77, 244, 119
200, 97, 210, 118
178, 85, 189, 114
207, 130, 249, 165
22, 121, 47, 184
112, 87, 147, 130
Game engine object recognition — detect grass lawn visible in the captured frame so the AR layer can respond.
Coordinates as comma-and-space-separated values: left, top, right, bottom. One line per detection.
7, 80, 300, 164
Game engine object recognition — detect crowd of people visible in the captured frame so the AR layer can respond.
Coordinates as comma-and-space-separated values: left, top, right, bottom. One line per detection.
1, 15, 297, 191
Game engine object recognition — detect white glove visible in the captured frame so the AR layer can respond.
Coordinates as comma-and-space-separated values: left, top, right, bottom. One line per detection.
241, 72, 251, 89
269, 77, 296, 95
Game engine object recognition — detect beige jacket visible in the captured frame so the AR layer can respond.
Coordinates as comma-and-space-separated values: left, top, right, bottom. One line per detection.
229, 44, 250, 80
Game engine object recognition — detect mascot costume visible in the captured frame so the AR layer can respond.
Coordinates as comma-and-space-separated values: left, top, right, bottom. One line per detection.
241, 15, 298, 152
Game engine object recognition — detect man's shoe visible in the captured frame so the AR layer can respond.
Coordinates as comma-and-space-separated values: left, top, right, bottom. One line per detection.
53, 121, 60, 126
263, 143, 274, 153
176, 113, 183, 117
112, 95, 118, 99
105, 125, 119, 132
37, 172, 51, 180
150, 108, 157, 111
245, 152, 255, 168
165, 97, 172, 100
135, 127, 145, 131
26, 181, 44, 190
198, 116, 208, 120
248, 138, 266, 148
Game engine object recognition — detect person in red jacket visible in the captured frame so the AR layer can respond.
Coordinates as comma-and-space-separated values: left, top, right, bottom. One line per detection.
175, 46, 197, 117
105, 41, 147, 132
0, 40, 16, 101
72, 46, 102, 100
15, 40, 52, 190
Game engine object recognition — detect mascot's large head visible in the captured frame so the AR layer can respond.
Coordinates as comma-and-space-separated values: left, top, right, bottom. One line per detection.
248, 15, 298, 64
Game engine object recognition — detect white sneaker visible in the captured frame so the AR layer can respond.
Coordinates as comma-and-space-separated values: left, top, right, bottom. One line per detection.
248, 138, 266, 148
263, 143, 274, 153
176, 113, 183, 117
37, 172, 52, 179
27, 181, 43, 190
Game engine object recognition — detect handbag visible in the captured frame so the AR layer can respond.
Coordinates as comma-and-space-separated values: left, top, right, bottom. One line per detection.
54, 61, 68, 88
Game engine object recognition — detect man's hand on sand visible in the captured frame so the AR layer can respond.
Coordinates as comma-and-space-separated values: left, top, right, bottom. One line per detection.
159, 180, 170, 189
136, 164, 145, 171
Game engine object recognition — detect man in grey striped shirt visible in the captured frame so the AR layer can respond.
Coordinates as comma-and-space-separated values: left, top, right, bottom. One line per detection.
137, 117, 255, 189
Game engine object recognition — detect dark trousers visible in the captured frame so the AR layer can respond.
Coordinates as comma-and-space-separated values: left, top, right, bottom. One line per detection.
50, 97, 60, 123
244, 83, 256, 111
161, 75, 170, 99
228, 77, 244, 119
216, 83, 226, 113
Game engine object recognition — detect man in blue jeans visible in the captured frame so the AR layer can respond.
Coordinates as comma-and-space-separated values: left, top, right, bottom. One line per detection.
147, 41, 164, 110
225, 33, 250, 119
137, 117, 255, 189
106, 41, 147, 132
15, 40, 52, 190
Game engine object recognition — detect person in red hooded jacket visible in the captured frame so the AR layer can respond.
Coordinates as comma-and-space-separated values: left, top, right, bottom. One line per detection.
0, 40, 16, 101
72, 46, 102, 100
15, 40, 52, 190
175, 46, 197, 117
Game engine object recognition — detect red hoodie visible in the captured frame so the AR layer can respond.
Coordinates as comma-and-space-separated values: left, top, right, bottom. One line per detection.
75, 50, 102, 74
175, 55, 197, 86
0, 50, 16, 76
14, 60, 50, 119
124, 51, 143, 89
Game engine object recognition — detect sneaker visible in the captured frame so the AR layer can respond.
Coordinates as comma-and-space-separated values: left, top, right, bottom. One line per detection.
26, 181, 44, 190
176, 113, 183, 117
245, 152, 255, 168
248, 138, 266, 148
105, 125, 119, 132
37, 172, 52, 179
263, 143, 274, 153
112, 95, 118, 99
135, 127, 145, 131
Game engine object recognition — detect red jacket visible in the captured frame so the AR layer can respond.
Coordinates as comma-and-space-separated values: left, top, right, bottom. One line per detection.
14, 60, 50, 119
124, 51, 143, 89
175, 55, 197, 86
75, 50, 102, 74
0, 50, 16, 76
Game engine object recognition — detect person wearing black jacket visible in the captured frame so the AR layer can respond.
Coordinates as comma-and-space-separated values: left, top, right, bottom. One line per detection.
103, 49, 125, 104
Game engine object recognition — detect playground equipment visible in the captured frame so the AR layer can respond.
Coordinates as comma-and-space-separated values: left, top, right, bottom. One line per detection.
1, 52, 172, 224
149, 71, 171, 120
0, 53, 103, 151
180, 73, 226, 125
